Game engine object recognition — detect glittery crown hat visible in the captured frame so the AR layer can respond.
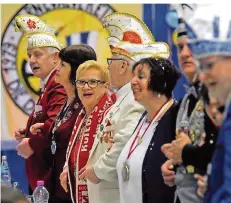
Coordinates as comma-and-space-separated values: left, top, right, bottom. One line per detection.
182, 4, 231, 59
103, 12, 170, 61
15, 14, 61, 50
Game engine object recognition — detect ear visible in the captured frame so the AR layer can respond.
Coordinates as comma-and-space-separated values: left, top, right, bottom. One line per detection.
104, 82, 110, 89
119, 60, 128, 75
53, 51, 60, 66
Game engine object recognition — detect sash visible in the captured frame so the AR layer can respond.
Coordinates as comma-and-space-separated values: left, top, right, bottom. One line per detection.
88, 91, 130, 158
66, 93, 114, 203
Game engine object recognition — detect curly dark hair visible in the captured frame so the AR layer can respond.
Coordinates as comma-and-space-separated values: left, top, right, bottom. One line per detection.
132, 57, 181, 98
59, 44, 97, 85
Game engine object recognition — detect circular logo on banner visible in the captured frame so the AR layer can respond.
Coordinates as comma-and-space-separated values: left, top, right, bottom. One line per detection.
1, 4, 115, 115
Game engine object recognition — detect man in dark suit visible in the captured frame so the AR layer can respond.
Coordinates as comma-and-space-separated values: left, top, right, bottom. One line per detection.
14, 15, 66, 190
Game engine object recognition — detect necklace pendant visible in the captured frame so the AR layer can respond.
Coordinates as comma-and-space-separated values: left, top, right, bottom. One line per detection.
51, 140, 57, 155
122, 161, 130, 182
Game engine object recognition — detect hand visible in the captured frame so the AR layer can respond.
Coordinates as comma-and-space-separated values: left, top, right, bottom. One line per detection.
170, 132, 191, 164
80, 165, 100, 184
161, 143, 173, 160
103, 124, 115, 143
103, 124, 115, 134
78, 166, 86, 180
14, 128, 26, 142
103, 132, 114, 144
161, 159, 176, 187
16, 138, 34, 159
102, 131, 114, 152
194, 174, 207, 197
30, 123, 44, 135
60, 167, 68, 193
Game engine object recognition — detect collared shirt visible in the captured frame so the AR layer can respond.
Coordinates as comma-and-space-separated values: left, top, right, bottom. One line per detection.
116, 82, 131, 100
40, 69, 56, 92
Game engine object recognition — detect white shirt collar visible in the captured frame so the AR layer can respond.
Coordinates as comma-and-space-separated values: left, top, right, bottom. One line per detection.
116, 82, 131, 100
40, 69, 55, 91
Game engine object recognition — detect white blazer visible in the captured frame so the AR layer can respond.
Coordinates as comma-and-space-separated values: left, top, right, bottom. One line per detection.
87, 83, 145, 203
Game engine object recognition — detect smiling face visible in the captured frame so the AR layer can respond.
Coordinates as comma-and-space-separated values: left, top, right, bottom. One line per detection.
131, 63, 154, 106
76, 68, 109, 112
199, 56, 231, 104
177, 37, 197, 83
55, 60, 71, 86
27, 47, 59, 80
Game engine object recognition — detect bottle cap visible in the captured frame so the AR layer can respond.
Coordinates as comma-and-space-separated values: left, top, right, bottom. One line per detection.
2, 156, 7, 160
37, 180, 44, 186
13, 182, 19, 189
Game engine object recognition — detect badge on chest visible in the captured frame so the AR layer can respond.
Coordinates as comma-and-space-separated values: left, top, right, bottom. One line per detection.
33, 105, 43, 118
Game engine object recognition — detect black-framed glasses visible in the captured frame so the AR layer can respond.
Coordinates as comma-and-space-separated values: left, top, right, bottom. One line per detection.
75, 79, 106, 88
107, 58, 125, 65
196, 57, 230, 73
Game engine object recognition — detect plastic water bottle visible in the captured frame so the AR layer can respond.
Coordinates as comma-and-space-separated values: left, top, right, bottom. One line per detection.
32, 180, 49, 203
1, 155, 11, 185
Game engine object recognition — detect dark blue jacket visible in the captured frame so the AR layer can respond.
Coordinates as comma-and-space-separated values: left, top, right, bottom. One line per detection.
205, 99, 231, 203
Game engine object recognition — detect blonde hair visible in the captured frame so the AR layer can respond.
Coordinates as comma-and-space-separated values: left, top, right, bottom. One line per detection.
76, 60, 110, 83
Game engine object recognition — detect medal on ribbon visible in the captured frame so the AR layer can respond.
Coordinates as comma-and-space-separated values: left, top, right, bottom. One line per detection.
122, 162, 130, 182
51, 140, 57, 155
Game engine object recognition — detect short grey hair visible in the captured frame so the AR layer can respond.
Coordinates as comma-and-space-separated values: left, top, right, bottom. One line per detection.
116, 54, 135, 68
47, 46, 60, 54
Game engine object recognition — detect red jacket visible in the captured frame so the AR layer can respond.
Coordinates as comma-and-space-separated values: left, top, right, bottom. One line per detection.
25, 70, 66, 190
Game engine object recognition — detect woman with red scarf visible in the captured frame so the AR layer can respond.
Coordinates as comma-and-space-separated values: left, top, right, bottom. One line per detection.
60, 60, 115, 203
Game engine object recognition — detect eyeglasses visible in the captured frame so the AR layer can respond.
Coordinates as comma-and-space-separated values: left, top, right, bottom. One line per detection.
75, 79, 105, 88
196, 57, 230, 73
107, 58, 125, 65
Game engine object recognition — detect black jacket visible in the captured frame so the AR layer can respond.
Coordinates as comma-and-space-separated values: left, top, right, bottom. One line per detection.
142, 103, 178, 203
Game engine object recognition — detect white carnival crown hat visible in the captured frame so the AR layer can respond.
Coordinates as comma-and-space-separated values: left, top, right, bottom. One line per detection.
15, 14, 62, 50
103, 12, 170, 61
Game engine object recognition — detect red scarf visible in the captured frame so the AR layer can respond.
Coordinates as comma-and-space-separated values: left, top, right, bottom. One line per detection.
66, 93, 114, 203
